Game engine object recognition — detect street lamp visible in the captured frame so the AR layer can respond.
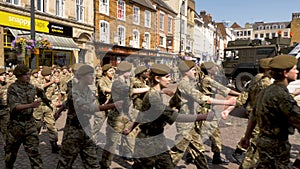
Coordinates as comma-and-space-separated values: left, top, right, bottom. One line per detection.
179, 0, 185, 55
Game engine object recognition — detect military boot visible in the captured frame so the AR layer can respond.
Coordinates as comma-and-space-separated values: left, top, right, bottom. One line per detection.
212, 152, 229, 165
50, 141, 61, 154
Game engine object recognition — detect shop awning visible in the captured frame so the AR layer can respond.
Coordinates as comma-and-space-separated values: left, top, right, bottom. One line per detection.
9, 28, 80, 51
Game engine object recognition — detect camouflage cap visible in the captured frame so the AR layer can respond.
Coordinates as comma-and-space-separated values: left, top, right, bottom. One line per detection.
13, 65, 30, 76
134, 65, 148, 76
259, 58, 273, 69
201, 61, 215, 70
77, 64, 94, 76
178, 60, 196, 72
41, 66, 52, 76
0, 68, 5, 75
117, 61, 132, 72
31, 69, 39, 75
150, 63, 170, 76
102, 63, 113, 72
269, 55, 298, 69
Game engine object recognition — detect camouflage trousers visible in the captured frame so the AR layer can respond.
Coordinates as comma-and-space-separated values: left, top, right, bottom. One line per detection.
0, 108, 9, 145
256, 136, 292, 169
5, 119, 43, 169
170, 127, 209, 169
100, 112, 135, 168
33, 105, 58, 142
132, 151, 174, 169
91, 110, 107, 144
200, 118, 222, 153
239, 141, 259, 169
57, 125, 100, 169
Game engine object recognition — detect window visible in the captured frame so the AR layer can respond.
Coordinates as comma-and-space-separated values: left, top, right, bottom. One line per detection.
280, 24, 285, 29
160, 13, 164, 30
56, 0, 64, 17
284, 32, 288, 37
117, 26, 125, 46
258, 25, 264, 30
247, 31, 251, 36
144, 33, 150, 49
100, 21, 110, 43
132, 30, 140, 48
133, 6, 140, 24
76, 0, 84, 22
243, 31, 247, 36
37, 0, 45, 12
265, 25, 270, 29
260, 33, 264, 38
117, 0, 126, 20
168, 16, 172, 33
272, 33, 276, 38
266, 33, 270, 38
254, 34, 258, 38
6, 0, 19, 5
160, 36, 164, 46
100, 0, 109, 15
144, 10, 151, 28
272, 25, 278, 29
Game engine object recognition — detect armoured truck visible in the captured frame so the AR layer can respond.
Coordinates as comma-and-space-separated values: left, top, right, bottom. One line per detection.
222, 37, 293, 91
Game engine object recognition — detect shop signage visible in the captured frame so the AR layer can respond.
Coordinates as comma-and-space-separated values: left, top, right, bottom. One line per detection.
48, 22, 73, 37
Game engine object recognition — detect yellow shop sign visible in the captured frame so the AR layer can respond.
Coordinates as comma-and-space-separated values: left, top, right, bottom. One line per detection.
0, 11, 49, 33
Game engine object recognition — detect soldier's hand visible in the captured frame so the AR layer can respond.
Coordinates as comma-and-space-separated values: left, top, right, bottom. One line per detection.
122, 128, 131, 135
239, 137, 250, 149
226, 97, 237, 106
221, 106, 235, 119
31, 100, 41, 108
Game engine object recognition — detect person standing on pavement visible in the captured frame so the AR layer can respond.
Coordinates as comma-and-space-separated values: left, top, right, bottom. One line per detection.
0, 69, 9, 146
5, 65, 43, 169
56, 64, 121, 169
240, 55, 300, 168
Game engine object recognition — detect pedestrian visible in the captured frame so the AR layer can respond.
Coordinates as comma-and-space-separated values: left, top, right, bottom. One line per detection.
56, 64, 122, 169
5, 65, 43, 169
0, 68, 9, 146
240, 55, 300, 168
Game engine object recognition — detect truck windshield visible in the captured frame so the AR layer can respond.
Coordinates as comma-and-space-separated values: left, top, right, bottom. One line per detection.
224, 50, 239, 61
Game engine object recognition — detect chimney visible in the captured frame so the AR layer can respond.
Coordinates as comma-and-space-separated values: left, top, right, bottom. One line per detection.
200, 10, 206, 17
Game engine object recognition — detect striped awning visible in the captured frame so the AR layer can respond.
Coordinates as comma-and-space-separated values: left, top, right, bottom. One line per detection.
9, 28, 80, 51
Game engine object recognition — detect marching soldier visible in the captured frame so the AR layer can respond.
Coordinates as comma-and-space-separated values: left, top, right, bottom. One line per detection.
0, 69, 9, 146
6, 68, 16, 86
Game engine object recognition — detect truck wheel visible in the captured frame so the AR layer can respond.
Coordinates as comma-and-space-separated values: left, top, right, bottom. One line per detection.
235, 72, 253, 91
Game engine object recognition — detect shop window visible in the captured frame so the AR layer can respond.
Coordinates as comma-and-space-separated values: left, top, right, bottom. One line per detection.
54, 52, 71, 67
76, 0, 84, 22
144, 10, 151, 28
100, 0, 109, 15
117, 0, 125, 20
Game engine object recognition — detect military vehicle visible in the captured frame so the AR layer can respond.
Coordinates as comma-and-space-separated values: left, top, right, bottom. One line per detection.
222, 37, 293, 91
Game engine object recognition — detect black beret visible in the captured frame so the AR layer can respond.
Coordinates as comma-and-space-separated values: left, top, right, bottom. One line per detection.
77, 64, 94, 76
259, 58, 273, 69
102, 63, 113, 72
269, 55, 298, 69
117, 61, 132, 72
41, 66, 52, 76
134, 65, 148, 76
150, 63, 170, 75
13, 65, 30, 76
179, 60, 196, 72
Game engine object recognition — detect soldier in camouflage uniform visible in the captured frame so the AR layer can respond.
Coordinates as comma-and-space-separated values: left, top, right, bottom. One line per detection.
169, 60, 237, 168
6, 68, 16, 87
30, 69, 41, 87
0, 69, 9, 146
5, 65, 43, 169
33, 66, 61, 153
59, 66, 71, 102
240, 55, 300, 168
56, 64, 121, 169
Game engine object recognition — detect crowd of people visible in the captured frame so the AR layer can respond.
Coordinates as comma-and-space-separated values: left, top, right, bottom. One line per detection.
0, 55, 299, 169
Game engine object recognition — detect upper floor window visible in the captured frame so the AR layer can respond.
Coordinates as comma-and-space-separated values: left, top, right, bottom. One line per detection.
100, 20, 110, 43
144, 32, 150, 49
76, 0, 84, 22
37, 0, 45, 12
280, 24, 285, 29
117, 0, 126, 20
100, 0, 109, 15
132, 30, 140, 48
133, 6, 140, 25
168, 16, 172, 33
144, 10, 151, 28
247, 31, 251, 36
272, 33, 276, 38
272, 24, 278, 29
117, 25, 126, 46
284, 32, 288, 37
160, 12, 164, 30
254, 34, 258, 38
265, 25, 270, 29
258, 25, 264, 30
6, 0, 19, 5
56, 0, 64, 17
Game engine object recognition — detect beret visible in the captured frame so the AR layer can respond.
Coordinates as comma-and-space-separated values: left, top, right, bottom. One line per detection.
117, 61, 132, 72
71, 63, 84, 71
61, 66, 68, 70
0, 68, 5, 75
31, 69, 39, 75
77, 64, 94, 76
8, 68, 14, 72
201, 61, 215, 70
102, 63, 113, 72
134, 65, 148, 76
13, 65, 30, 76
41, 66, 52, 76
150, 63, 170, 75
178, 60, 196, 72
259, 58, 273, 69
269, 55, 298, 69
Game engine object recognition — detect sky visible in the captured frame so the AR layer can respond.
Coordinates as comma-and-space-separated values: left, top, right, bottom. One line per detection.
195, 0, 300, 27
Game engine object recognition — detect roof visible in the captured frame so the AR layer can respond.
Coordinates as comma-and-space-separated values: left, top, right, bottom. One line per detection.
132, 0, 156, 11
230, 22, 241, 29
153, 0, 177, 14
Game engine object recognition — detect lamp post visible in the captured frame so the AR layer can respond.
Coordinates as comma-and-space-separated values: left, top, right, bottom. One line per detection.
179, 0, 185, 55
30, 0, 35, 68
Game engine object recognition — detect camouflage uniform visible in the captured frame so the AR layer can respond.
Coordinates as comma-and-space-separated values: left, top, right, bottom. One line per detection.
169, 76, 210, 169
6, 80, 43, 169
57, 78, 101, 169
251, 83, 300, 168
6, 74, 16, 87
59, 70, 71, 102
0, 77, 9, 145
132, 88, 178, 169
